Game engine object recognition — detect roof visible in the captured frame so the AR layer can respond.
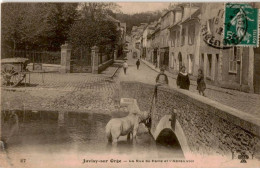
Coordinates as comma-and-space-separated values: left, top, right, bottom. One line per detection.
161, 9, 174, 18
172, 6, 182, 12
180, 8, 200, 25
106, 15, 120, 23
168, 21, 182, 29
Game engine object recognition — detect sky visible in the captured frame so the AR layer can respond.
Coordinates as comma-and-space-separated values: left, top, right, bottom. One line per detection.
116, 2, 170, 14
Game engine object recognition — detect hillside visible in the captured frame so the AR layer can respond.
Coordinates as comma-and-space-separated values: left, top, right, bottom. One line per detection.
116, 11, 163, 34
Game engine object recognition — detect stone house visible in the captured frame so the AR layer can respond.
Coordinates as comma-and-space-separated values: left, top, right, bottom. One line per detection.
130, 2, 260, 94
142, 22, 156, 62
130, 24, 146, 59
159, 10, 175, 70
150, 19, 161, 67
200, 3, 258, 93
168, 5, 200, 76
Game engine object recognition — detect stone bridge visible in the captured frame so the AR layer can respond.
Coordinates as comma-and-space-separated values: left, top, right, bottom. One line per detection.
119, 81, 260, 159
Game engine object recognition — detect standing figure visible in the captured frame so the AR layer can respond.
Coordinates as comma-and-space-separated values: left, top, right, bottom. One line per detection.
197, 68, 206, 96
177, 66, 190, 90
154, 68, 169, 101
123, 60, 128, 75
136, 59, 140, 70
155, 68, 169, 85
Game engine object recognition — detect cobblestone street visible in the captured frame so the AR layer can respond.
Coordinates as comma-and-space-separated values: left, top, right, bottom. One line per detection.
120, 54, 260, 118
1, 55, 260, 118
1, 67, 123, 114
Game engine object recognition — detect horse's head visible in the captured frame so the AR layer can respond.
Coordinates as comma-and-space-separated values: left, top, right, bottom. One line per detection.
138, 111, 150, 123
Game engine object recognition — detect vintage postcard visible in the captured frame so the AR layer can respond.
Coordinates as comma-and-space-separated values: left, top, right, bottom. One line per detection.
0, 1, 260, 168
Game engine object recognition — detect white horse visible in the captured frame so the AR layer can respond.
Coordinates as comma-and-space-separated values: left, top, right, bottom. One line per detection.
105, 99, 149, 144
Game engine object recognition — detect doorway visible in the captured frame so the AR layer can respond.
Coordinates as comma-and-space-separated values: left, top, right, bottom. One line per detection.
178, 52, 182, 71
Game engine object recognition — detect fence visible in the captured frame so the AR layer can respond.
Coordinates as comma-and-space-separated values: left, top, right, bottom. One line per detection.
70, 47, 92, 73
99, 52, 113, 65
2, 49, 61, 65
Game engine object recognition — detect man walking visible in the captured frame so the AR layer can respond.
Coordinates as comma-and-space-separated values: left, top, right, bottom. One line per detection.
123, 60, 128, 75
136, 59, 140, 70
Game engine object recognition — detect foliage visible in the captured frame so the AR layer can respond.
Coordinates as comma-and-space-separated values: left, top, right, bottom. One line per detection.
68, 2, 120, 54
116, 11, 162, 34
2, 2, 120, 56
1, 3, 79, 51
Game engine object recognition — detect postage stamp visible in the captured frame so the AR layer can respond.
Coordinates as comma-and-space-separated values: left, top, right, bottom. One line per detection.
224, 3, 259, 47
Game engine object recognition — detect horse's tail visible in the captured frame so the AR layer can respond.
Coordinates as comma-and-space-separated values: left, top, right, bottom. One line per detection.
105, 122, 113, 143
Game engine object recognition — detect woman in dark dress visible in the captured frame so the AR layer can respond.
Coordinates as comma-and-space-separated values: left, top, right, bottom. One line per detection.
197, 68, 206, 96
177, 66, 190, 90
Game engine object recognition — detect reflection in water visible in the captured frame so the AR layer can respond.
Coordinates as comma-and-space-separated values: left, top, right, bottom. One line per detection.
1, 110, 184, 166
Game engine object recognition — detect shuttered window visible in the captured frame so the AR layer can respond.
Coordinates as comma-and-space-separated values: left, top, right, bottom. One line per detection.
188, 24, 195, 45
229, 47, 240, 73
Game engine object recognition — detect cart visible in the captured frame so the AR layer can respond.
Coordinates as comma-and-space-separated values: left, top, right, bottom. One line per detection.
1, 58, 29, 87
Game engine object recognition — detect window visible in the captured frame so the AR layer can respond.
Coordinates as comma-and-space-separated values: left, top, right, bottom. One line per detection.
200, 53, 204, 69
171, 52, 174, 68
229, 47, 240, 73
188, 24, 195, 45
171, 31, 176, 47
181, 28, 186, 46
188, 54, 194, 74
207, 19, 214, 34
207, 54, 212, 78
177, 31, 180, 47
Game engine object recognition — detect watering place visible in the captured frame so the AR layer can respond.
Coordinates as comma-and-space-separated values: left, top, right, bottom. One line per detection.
0, 110, 184, 167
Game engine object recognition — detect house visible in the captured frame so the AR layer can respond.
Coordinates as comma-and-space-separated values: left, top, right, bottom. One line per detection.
150, 19, 161, 67
130, 24, 147, 59
158, 9, 175, 70
200, 3, 257, 93
168, 4, 200, 76
142, 22, 156, 61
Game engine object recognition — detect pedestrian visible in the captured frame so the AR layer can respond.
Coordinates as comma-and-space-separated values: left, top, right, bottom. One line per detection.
123, 60, 128, 75
136, 59, 140, 70
197, 68, 206, 96
177, 66, 190, 90
153, 68, 169, 102
155, 68, 169, 85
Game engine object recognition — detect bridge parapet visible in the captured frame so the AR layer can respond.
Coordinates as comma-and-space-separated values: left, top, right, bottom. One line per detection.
120, 81, 260, 158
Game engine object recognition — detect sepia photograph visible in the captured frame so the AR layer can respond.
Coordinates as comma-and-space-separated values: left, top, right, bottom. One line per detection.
0, 0, 260, 168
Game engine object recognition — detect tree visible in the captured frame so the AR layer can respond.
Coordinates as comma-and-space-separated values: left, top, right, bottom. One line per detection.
68, 2, 120, 57
1, 3, 27, 50
1, 3, 79, 52
79, 2, 120, 21
45, 3, 79, 51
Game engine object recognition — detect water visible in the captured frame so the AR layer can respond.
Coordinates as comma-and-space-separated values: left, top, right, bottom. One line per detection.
0, 110, 184, 167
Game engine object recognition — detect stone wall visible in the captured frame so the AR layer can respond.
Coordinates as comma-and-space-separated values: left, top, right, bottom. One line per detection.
120, 81, 260, 158
98, 59, 113, 73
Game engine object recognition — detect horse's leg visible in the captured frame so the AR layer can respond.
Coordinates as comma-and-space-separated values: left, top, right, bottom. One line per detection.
127, 132, 132, 141
111, 128, 120, 145
112, 138, 118, 146
133, 125, 139, 145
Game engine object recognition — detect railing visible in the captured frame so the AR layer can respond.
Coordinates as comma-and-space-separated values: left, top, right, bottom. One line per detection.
2, 49, 61, 64
99, 52, 112, 65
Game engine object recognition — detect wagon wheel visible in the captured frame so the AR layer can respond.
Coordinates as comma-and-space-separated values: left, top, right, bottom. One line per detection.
1, 64, 25, 87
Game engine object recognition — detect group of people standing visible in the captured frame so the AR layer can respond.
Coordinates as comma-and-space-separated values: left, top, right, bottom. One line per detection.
123, 58, 206, 96
156, 65, 206, 96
